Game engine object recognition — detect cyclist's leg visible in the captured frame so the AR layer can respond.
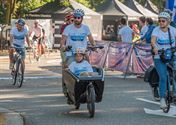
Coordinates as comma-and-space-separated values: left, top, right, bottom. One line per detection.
154, 59, 167, 98
9, 48, 15, 69
16, 48, 26, 71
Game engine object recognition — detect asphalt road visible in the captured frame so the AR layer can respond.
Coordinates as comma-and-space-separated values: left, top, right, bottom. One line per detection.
0, 52, 176, 125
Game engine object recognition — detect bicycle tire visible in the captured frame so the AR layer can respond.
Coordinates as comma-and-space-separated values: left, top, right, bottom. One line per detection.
163, 93, 171, 113
87, 83, 95, 118
16, 60, 24, 88
12, 62, 17, 85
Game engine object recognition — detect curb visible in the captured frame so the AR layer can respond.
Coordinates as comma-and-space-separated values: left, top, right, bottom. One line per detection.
0, 108, 24, 125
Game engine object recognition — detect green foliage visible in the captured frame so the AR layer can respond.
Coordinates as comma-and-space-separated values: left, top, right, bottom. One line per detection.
0, 2, 6, 24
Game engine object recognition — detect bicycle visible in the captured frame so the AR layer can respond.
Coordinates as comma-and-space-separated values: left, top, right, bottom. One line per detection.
158, 47, 176, 113
11, 47, 29, 87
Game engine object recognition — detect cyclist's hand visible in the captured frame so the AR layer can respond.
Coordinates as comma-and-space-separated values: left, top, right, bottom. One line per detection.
153, 48, 158, 55
60, 46, 66, 51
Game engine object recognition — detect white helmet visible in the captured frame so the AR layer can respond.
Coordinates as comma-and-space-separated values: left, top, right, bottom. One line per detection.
158, 11, 171, 20
75, 48, 86, 55
73, 9, 85, 17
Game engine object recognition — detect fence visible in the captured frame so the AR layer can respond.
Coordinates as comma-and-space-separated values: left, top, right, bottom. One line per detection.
89, 41, 153, 74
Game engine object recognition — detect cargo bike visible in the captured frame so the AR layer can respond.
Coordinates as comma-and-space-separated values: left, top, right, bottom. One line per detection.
62, 45, 105, 118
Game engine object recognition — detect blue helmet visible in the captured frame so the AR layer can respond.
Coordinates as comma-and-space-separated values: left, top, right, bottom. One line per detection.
17, 19, 25, 26
73, 9, 85, 17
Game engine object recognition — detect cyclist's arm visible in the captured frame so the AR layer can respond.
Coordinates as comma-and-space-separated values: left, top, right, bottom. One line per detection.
60, 35, 67, 50
9, 34, 14, 47
88, 34, 96, 46
25, 33, 31, 47
151, 36, 158, 54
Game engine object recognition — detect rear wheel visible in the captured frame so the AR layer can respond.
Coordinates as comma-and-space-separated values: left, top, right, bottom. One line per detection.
62, 78, 68, 97
163, 93, 170, 113
87, 83, 95, 118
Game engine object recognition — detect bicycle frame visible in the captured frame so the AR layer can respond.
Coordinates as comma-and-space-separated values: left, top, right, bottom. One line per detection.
11, 48, 24, 88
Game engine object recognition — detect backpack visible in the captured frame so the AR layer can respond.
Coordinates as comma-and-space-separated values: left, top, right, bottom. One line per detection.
144, 66, 159, 87
144, 25, 156, 43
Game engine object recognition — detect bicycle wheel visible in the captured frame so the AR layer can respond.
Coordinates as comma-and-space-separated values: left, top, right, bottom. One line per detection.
87, 83, 95, 118
16, 60, 24, 88
62, 78, 68, 97
163, 93, 171, 113
11, 62, 17, 85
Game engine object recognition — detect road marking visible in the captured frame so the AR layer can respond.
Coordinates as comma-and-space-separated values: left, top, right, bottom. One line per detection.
0, 56, 9, 59
106, 75, 137, 78
47, 59, 61, 64
144, 108, 176, 118
137, 98, 176, 117
0, 75, 137, 80
0, 76, 61, 80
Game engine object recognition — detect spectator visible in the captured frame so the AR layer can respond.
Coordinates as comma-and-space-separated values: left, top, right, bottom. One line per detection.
118, 18, 134, 43
131, 23, 140, 42
139, 16, 148, 40
141, 18, 156, 44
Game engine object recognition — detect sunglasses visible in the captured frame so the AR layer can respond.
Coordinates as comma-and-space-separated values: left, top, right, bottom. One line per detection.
74, 17, 81, 19
158, 20, 166, 23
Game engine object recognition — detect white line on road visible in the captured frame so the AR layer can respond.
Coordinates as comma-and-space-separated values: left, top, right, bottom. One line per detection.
0, 75, 137, 80
137, 98, 176, 117
144, 108, 176, 118
0, 76, 61, 80
0, 56, 9, 59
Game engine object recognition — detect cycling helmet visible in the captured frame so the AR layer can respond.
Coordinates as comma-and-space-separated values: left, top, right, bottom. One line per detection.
75, 48, 86, 55
73, 9, 85, 17
65, 12, 74, 21
17, 18, 25, 26
158, 11, 171, 20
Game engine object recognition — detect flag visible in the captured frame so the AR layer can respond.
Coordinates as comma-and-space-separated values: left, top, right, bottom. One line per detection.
172, 0, 176, 21
165, 0, 176, 22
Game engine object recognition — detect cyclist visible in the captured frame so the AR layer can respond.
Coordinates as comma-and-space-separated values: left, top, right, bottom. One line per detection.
69, 48, 93, 76
151, 11, 176, 109
9, 18, 31, 69
60, 9, 96, 67
60, 12, 74, 65
60, 12, 74, 34
29, 20, 43, 59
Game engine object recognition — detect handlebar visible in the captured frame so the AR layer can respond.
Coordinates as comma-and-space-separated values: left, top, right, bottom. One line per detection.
158, 46, 176, 55
64, 45, 104, 52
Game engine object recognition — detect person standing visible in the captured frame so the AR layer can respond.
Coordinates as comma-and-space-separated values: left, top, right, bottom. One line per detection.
118, 18, 134, 43
139, 16, 148, 40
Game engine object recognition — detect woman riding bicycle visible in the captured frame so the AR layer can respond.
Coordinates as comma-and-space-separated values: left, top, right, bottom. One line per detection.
151, 11, 176, 109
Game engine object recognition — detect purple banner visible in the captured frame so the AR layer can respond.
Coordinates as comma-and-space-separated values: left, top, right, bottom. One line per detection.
89, 41, 110, 68
89, 42, 154, 74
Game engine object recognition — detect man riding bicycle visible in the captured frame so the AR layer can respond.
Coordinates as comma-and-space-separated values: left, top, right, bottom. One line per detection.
9, 18, 31, 69
29, 20, 43, 59
151, 11, 176, 109
60, 9, 96, 67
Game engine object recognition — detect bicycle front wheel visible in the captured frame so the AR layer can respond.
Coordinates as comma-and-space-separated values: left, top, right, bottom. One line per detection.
87, 83, 95, 118
16, 60, 24, 88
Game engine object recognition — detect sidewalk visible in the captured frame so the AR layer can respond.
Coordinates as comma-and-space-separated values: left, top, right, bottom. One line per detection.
0, 107, 24, 125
